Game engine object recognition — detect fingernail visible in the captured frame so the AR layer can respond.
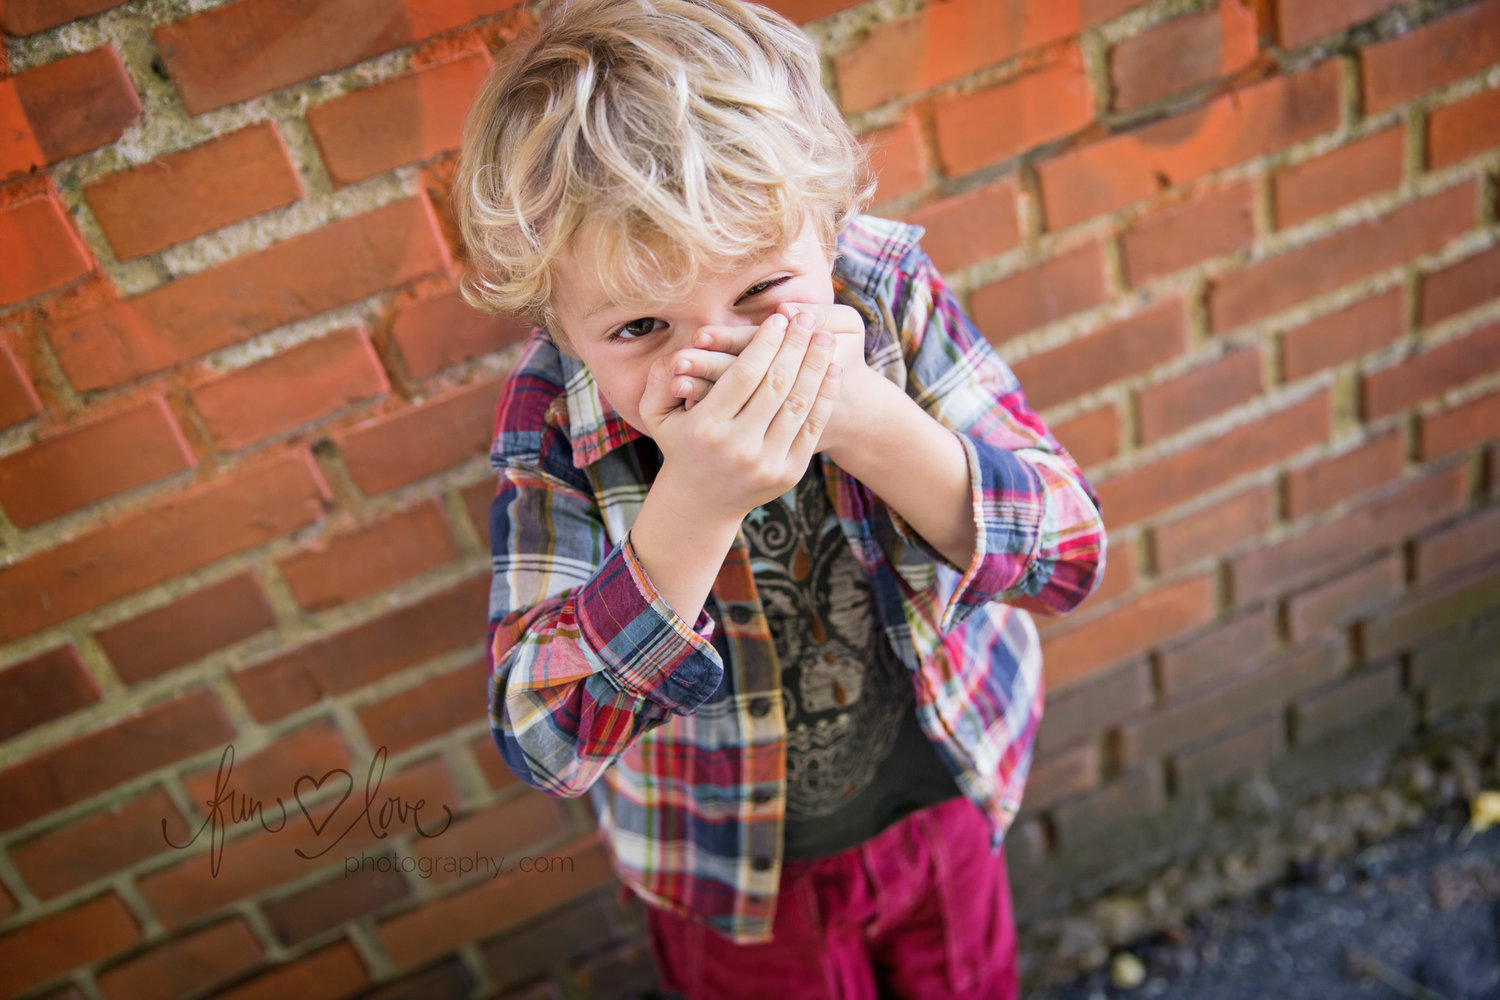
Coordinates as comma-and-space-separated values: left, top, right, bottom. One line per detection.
674, 358, 690, 374
812, 331, 833, 350
828, 363, 844, 380
792, 311, 814, 331
695, 331, 713, 347
769, 313, 789, 330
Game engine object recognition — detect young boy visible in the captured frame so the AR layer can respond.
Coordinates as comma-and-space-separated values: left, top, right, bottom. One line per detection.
455, 1, 1106, 996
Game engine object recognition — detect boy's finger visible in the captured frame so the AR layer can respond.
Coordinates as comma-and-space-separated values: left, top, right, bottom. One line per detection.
777, 302, 865, 337
762, 328, 834, 453
697, 313, 791, 416
670, 348, 736, 386
790, 363, 843, 463
693, 326, 757, 355
737, 311, 818, 428
671, 375, 714, 403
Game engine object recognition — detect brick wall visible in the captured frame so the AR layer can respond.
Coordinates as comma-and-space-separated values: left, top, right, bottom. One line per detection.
1, 0, 1497, 996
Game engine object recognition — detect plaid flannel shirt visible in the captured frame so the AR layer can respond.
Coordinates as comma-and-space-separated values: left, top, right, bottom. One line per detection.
485, 215, 1106, 943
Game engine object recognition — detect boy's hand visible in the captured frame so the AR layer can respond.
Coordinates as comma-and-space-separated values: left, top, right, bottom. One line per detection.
673, 304, 871, 456
637, 311, 842, 522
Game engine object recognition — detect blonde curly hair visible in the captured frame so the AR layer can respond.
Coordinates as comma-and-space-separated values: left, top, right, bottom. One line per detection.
454, 0, 873, 333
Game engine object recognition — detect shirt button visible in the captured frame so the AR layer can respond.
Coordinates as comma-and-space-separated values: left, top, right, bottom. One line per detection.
749, 697, 772, 717
728, 606, 752, 624
752, 856, 772, 871
752, 789, 773, 805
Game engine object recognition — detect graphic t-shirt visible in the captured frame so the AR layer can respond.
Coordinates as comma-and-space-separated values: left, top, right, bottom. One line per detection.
738, 464, 961, 860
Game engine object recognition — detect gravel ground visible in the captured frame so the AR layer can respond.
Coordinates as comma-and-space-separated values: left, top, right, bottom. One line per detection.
1027, 810, 1500, 1000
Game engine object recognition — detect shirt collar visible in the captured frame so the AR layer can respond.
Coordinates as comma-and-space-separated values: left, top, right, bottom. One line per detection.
555, 345, 645, 468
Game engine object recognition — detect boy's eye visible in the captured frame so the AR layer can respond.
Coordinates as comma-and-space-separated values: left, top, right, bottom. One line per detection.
739, 276, 790, 302
613, 317, 663, 341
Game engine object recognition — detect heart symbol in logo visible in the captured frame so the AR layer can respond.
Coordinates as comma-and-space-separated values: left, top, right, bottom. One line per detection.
294, 769, 353, 836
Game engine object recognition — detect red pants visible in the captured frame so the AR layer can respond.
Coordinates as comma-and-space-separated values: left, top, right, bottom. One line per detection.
644, 796, 1019, 999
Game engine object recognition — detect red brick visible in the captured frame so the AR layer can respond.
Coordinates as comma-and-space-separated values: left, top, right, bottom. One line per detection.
834, 0, 1140, 114
471, 732, 520, 792
138, 758, 458, 928
1172, 715, 1280, 795
1122, 181, 1255, 286
1123, 652, 1303, 769
1365, 559, 1500, 660
903, 178, 1021, 274
970, 242, 1108, 345
154, 0, 520, 114
1010, 299, 1187, 411
1280, 289, 1404, 381
0, 0, 127, 34
1155, 604, 1281, 697
192, 328, 389, 449
1293, 663, 1403, 745
1051, 403, 1119, 470
84, 123, 303, 259
1042, 574, 1217, 689
1411, 611, 1500, 718
862, 114, 928, 206
1362, 318, 1500, 420
10, 788, 191, 900
1420, 389, 1500, 462
212, 942, 368, 1000
1098, 389, 1330, 527
182, 719, 354, 815
0, 645, 99, 742
1419, 243, 1500, 328
391, 289, 531, 380
1050, 768, 1164, 847
358, 656, 486, 754
376, 832, 614, 967
410, 792, 570, 886
1415, 505, 1500, 584
1287, 553, 1405, 641
767, 0, 863, 22
1429, 85, 1500, 169
233, 574, 489, 722
1233, 463, 1468, 603
4, 48, 141, 177
1271, 127, 1404, 230
1285, 429, 1405, 521
279, 499, 458, 610
0, 396, 195, 528
1110, 9, 1226, 112
95, 573, 276, 685
1280, 0, 1401, 49
0, 894, 141, 997
1361, 0, 1500, 114
0, 339, 41, 429
53, 197, 450, 390
1136, 347, 1263, 443
1036, 661, 1152, 752
0, 189, 93, 306
1022, 742, 1099, 810
263, 864, 411, 944
96, 917, 263, 1000
0, 450, 330, 643
1211, 181, 1476, 332
933, 54, 1094, 176
0, 689, 233, 833
1152, 482, 1277, 573
1038, 61, 1341, 230
461, 476, 496, 542
308, 51, 490, 186
335, 376, 502, 494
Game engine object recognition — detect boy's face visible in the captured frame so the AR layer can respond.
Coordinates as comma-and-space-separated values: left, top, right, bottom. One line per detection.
551, 222, 837, 435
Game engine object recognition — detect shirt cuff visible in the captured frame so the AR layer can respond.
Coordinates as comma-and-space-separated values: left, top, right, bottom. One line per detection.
574, 532, 722, 712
